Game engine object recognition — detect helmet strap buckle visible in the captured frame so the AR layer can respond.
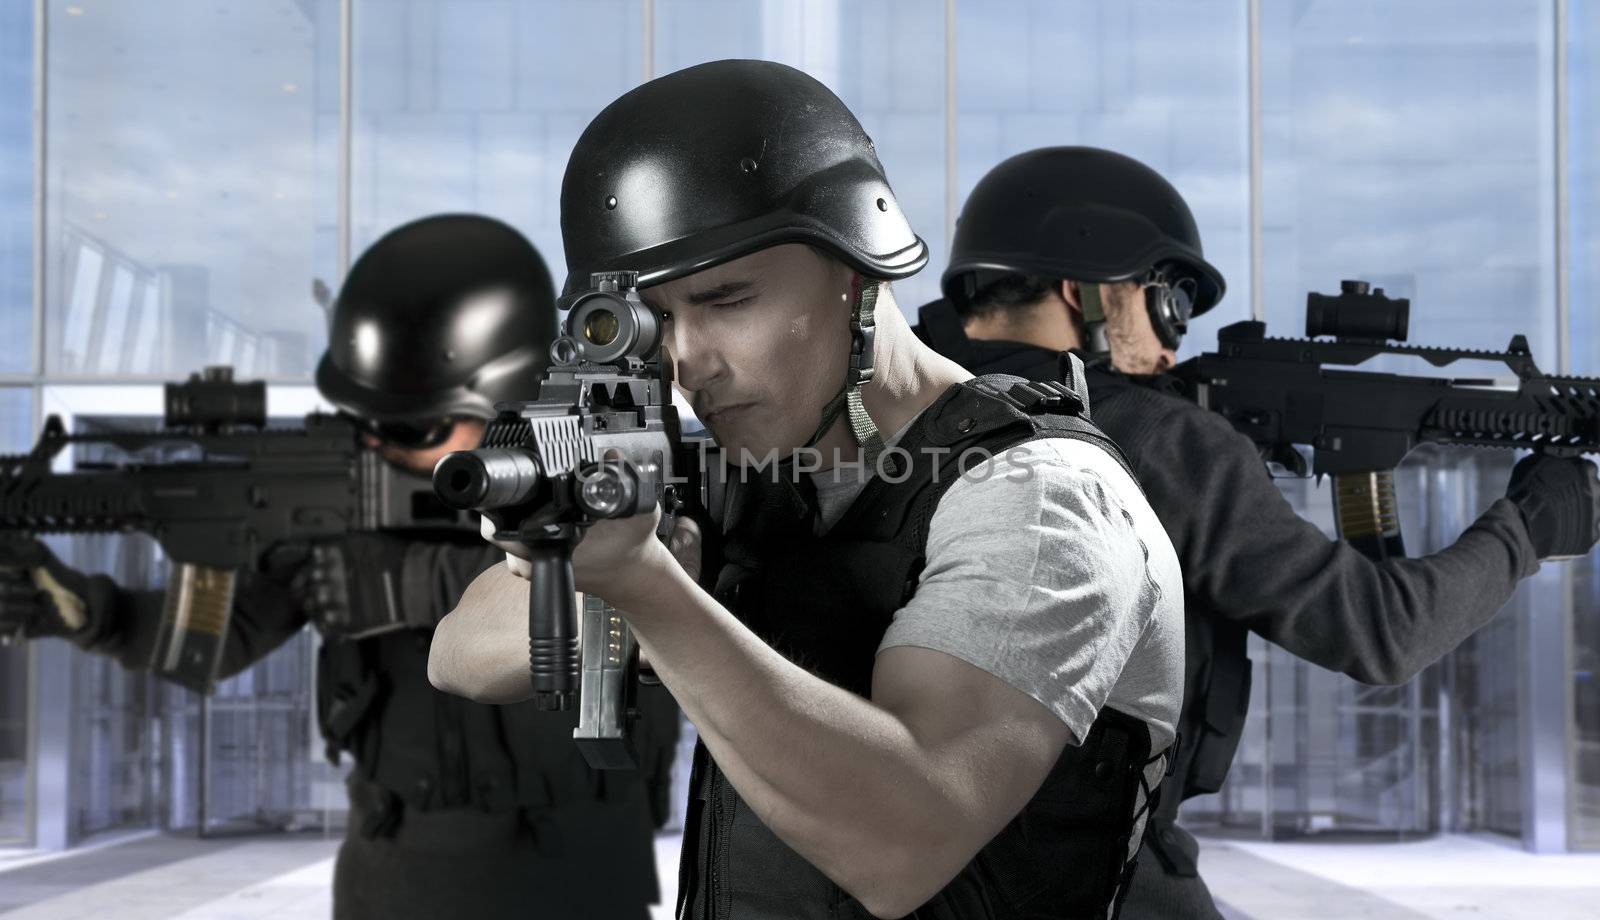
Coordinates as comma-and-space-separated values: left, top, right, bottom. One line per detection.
804, 275, 886, 466
847, 322, 877, 386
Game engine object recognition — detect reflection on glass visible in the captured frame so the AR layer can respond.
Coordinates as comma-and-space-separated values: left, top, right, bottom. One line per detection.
1259, 1, 1556, 362
955, 0, 1251, 356
656, 0, 946, 315
61, 241, 103, 373
352, 0, 643, 289
0, 1, 31, 374
130, 282, 162, 375
97, 267, 136, 374
45, 0, 336, 378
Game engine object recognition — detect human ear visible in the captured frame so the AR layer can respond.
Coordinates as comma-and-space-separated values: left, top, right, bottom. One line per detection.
1059, 280, 1085, 320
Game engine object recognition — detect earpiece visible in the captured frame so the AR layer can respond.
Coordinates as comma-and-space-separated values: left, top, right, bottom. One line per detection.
1143, 268, 1197, 351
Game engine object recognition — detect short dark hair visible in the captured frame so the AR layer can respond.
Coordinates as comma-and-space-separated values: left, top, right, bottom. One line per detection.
954, 272, 1056, 322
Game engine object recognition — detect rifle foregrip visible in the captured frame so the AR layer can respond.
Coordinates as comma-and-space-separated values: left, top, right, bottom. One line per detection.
524, 539, 579, 712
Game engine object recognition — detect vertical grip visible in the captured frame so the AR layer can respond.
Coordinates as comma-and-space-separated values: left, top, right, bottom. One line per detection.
1333, 470, 1407, 562
524, 534, 579, 711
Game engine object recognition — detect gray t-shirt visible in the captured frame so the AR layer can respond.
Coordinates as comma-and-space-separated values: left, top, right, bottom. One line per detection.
812, 436, 1184, 752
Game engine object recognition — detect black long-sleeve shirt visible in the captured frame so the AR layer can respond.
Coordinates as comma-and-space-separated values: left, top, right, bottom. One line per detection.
913, 311, 1541, 825
1088, 364, 1538, 686
86, 538, 498, 681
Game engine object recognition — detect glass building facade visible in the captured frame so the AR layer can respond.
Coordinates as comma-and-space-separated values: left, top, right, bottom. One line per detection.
0, 0, 1595, 852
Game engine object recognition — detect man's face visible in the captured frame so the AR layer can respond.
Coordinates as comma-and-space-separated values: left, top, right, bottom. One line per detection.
644, 244, 852, 460
361, 418, 487, 477
1100, 281, 1178, 375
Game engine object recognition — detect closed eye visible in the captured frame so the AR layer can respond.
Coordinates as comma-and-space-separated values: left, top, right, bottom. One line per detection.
709, 296, 755, 310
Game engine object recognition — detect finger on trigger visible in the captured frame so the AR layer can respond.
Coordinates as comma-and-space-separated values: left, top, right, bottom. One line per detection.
481, 515, 532, 560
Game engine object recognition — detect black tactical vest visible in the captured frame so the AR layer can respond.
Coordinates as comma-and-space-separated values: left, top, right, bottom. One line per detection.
679, 374, 1165, 920
311, 539, 680, 842
913, 301, 1253, 865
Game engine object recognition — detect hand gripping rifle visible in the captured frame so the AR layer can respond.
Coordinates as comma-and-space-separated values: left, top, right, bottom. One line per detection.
431, 271, 713, 770
0, 367, 472, 691
1170, 280, 1600, 561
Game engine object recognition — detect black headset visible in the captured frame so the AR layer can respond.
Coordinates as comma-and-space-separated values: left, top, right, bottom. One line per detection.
1143, 264, 1199, 351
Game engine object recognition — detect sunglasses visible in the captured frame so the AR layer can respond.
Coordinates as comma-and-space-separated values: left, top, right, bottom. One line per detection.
346, 414, 457, 449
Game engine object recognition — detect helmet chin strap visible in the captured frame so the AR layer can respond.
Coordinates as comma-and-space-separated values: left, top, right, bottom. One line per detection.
1077, 281, 1112, 356
804, 274, 886, 467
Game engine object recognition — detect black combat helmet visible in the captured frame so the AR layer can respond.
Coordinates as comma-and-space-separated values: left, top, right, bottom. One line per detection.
559, 59, 926, 296
316, 214, 557, 424
943, 147, 1226, 327
560, 59, 925, 460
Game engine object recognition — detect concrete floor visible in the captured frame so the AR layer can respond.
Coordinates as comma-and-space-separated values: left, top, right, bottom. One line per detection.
0, 830, 1597, 919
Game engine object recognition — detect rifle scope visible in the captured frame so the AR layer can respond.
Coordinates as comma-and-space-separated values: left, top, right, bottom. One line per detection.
1306, 280, 1410, 342
164, 366, 267, 432
553, 271, 662, 367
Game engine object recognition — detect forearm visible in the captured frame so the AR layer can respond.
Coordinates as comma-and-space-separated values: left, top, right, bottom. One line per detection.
74, 584, 163, 671
1220, 498, 1537, 684
83, 578, 307, 682
428, 564, 537, 703
1130, 406, 1541, 686
614, 558, 986, 905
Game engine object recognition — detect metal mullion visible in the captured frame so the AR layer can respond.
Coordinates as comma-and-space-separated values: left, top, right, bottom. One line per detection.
338, 0, 353, 281
1247, 0, 1263, 323
944, 0, 956, 250
642, 0, 654, 82
1553, 0, 1579, 851
1556, 0, 1570, 377
23, 0, 47, 851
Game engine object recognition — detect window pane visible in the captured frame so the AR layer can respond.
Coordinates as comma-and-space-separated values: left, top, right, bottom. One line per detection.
0, 0, 32, 374
1257, 0, 1558, 840
1572, 1, 1600, 376
44, 0, 338, 378
955, 0, 1251, 356
656, 0, 947, 316
351, 0, 644, 287
0, 387, 29, 844
1569, 1, 1600, 850
1260, 1, 1556, 362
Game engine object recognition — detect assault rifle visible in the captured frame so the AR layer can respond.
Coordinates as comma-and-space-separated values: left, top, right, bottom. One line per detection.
1170, 280, 1600, 561
433, 271, 715, 771
0, 367, 473, 691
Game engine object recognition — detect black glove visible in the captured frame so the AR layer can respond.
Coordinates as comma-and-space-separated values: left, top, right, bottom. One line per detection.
0, 537, 93, 641
1505, 453, 1600, 559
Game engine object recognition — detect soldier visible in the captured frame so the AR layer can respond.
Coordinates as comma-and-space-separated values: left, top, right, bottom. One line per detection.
919, 146, 1600, 918
0, 214, 677, 920
432, 62, 1186, 920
